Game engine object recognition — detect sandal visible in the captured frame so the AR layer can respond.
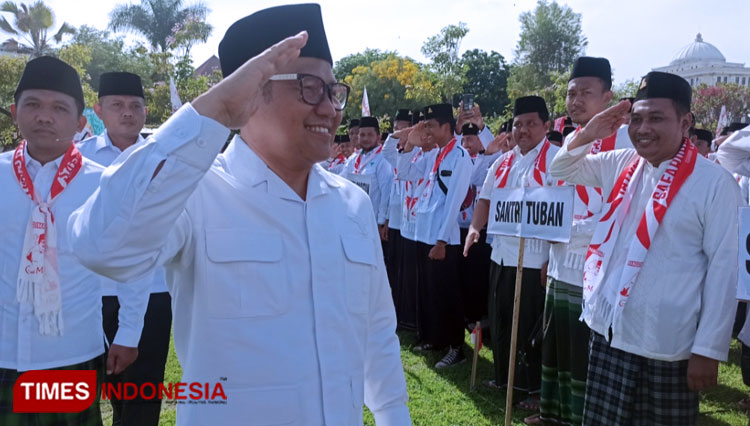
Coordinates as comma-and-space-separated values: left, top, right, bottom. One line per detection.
517, 396, 541, 411
523, 413, 543, 425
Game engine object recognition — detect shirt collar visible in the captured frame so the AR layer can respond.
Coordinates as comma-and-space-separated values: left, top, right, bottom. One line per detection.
97, 130, 144, 153
513, 137, 545, 159
24, 143, 64, 170
222, 135, 341, 201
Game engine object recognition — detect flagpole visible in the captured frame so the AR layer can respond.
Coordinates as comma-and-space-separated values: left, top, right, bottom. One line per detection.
470, 320, 481, 391
505, 237, 526, 426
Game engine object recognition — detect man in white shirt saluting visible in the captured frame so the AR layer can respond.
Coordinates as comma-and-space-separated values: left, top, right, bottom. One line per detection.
549, 72, 741, 425
0, 56, 112, 425
69, 4, 410, 426
539, 56, 632, 426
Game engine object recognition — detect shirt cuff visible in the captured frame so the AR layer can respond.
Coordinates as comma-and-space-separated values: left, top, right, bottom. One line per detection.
372, 403, 411, 426
153, 103, 232, 171
691, 345, 728, 362
112, 326, 142, 348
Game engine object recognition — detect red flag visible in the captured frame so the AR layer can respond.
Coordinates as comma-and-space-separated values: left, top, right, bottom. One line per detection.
470, 324, 482, 351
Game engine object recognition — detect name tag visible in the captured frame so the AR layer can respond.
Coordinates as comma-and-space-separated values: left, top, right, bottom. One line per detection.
347, 173, 373, 197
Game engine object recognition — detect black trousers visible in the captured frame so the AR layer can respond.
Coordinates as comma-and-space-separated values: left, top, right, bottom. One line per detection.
488, 261, 545, 394
397, 237, 418, 331
102, 292, 172, 426
415, 242, 465, 348
386, 228, 402, 310
458, 228, 491, 324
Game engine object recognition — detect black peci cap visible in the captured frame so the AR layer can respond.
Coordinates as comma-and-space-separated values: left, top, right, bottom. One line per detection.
634, 72, 691, 112
15, 56, 84, 109
218, 4, 332, 78
98, 72, 144, 98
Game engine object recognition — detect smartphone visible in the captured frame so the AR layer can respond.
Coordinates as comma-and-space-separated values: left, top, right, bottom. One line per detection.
462, 94, 474, 111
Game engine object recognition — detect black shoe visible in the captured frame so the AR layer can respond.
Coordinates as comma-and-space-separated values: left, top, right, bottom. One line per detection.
414, 343, 439, 352
435, 346, 466, 368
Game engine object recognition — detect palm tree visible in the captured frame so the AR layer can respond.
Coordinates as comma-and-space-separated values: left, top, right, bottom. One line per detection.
0, 1, 75, 57
109, 0, 211, 55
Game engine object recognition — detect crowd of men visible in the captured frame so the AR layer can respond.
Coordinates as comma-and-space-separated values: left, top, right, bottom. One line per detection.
2, 2, 750, 426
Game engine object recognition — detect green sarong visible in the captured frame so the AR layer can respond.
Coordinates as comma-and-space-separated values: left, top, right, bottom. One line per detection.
539, 278, 590, 425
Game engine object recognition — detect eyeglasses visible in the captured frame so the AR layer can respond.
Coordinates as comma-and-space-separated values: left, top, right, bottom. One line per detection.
269, 73, 350, 111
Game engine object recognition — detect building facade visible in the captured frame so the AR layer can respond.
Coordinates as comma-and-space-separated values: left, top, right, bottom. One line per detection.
653, 33, 750, 88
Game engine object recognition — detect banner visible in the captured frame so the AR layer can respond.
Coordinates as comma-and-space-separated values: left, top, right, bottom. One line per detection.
717, 105, 728, 136
487, 186, 575, 243
170, 76, 183, 113
361, 87, 370, 117
738, 206, 750, 301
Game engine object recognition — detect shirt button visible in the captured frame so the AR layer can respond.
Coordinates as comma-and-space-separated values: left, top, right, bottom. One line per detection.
197, 139, 206, 148
177, 130, 187, 138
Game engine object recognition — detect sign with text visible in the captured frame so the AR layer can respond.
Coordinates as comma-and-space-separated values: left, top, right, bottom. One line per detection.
347, 173, 372, 197
738, 207, 750, 301
488, 186, 575, 243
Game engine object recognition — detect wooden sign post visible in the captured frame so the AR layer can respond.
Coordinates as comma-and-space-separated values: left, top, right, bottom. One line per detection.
486, 185, 575, 425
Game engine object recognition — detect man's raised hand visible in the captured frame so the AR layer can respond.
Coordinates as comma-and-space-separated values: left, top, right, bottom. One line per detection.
193, 31, 308, 129
571, 100, 631, 150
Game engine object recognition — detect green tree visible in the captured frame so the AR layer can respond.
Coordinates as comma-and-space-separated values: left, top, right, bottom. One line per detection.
421, 22, 469, 102
0, 0, 75, 57
333, 49, 393, 82
64, 26, 156, 90
612, 78, 639, 103
0, 55, 26, 147
461, 49, 509, 116
508, 0, 587, 97
108, 0, 211, 53
342, 54, 441, 122
692, 83, 750, 130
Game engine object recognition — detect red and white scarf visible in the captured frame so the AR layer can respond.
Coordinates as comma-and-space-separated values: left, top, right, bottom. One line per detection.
418, 138, 457, 209
327, 154, 346, 170
353, 144, 383, 174
13, 141, 83, 336
582, 140, 697, 334
494, 138, 554, 189
573, 130, 618, 220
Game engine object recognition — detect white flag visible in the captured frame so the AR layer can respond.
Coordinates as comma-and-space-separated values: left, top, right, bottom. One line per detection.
170, 76, 183, 113
717, 105, 728, 135
361, 87, 370, 117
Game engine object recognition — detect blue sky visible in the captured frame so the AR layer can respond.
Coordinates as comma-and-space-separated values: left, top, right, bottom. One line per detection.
17, 0, 750, 85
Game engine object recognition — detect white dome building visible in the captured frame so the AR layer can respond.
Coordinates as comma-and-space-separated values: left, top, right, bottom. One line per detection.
653, 33, 750, 87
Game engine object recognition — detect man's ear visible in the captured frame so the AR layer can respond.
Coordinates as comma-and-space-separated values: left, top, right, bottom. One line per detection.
603, 90, 614, 105
93, 102, 103, 120
77, 114, 88, 132
10, 104, 17, 124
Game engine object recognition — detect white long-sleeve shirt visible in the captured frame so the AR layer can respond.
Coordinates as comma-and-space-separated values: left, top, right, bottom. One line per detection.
69, 104, 410, 426
77, 131, 165, 348
397, 141, 472, 245
0, 147, 105, 370
478, 140, 558, 268
340, 146, 394, 225
458, 151, 502, 228
716, 125, 750, 175
549, 143, 742, 362
547, 126, 632, 286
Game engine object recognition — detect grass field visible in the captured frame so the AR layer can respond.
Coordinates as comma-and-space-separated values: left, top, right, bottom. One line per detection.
102, 331, 750, 425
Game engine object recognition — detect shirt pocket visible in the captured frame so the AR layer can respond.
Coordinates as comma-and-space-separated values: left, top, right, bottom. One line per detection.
205, 229, 290, 318
341, 235, 376, 314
